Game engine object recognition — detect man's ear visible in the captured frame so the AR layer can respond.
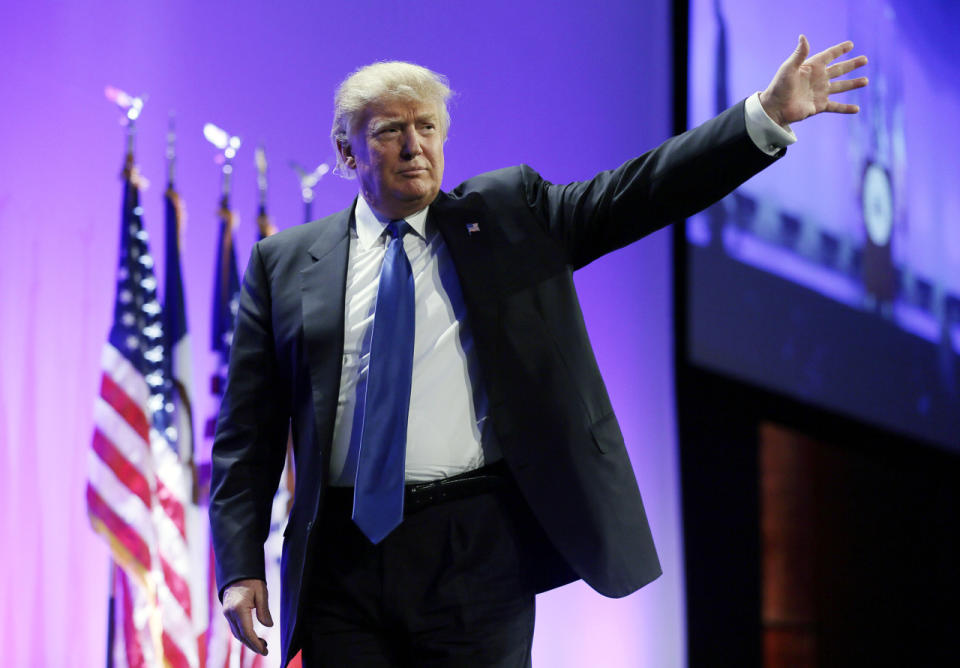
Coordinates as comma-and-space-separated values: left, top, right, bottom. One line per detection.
336, 139, 357, 170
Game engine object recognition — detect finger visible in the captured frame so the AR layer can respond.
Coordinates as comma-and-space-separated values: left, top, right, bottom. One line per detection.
788, 34, 810, 67
225, 613, 251, 652
824, 100, 860, 114
254, 584, 274, 627
232, 607, 268, 655
829, 77, 868, 95
226, 613, 241, 642
826, 55, 868, 79
809, 40, 854, 65
241, 614, 267, 655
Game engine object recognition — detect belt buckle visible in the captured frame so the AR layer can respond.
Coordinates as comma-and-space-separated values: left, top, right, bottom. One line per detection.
406, 479, 441, 513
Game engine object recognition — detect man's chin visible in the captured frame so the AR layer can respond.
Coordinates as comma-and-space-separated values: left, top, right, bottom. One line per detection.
395, 185, 439, 206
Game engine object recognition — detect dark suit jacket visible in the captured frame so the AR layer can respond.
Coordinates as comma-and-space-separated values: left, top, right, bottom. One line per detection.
209, 100, 782, 666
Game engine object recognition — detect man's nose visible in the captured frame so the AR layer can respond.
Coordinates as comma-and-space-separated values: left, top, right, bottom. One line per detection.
400, 127, 423, 159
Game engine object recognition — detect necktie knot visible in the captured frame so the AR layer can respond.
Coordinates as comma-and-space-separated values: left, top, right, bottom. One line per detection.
386, 220, 409, 241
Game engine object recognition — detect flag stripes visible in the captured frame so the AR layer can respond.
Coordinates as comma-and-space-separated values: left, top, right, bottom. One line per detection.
100, 372, 152, 442
156, 481, 187, 539
91, 429, 153, 510
87, 485, 152, 576
161, 633, 191, 668
115, 567, 147, 668
161, 557, 192, 619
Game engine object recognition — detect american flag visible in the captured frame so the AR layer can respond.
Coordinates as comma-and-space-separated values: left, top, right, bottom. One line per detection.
87, 153, 199, 668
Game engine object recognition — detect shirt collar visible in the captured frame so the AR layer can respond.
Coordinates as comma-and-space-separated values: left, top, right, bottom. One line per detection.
354, 194, 429, 251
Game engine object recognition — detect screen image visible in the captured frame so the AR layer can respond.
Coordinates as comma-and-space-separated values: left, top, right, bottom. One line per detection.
685, 0, 960, 449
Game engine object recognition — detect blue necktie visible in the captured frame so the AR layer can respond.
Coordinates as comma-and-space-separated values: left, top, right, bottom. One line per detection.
353, 220, 415, 543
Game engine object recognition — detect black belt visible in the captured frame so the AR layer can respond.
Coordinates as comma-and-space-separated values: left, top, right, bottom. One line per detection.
405, 459, 509, 513
324, 459, 509, 517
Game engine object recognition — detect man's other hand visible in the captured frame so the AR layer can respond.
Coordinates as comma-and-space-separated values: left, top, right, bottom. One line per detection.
760, 35, 869, 127
222, 578, 273, 656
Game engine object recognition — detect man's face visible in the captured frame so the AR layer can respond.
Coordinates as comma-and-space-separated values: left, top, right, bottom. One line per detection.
339, 97, 445, 220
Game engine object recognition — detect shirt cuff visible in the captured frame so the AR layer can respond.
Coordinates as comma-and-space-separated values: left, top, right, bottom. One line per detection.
744, 92, 797, 156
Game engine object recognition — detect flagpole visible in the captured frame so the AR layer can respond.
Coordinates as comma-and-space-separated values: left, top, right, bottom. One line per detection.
166, 112, 177, 188
256, 145, 278, 239
105, 561, 116, 668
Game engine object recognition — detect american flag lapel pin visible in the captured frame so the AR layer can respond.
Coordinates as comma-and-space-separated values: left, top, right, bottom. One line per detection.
466, 222, 480, 235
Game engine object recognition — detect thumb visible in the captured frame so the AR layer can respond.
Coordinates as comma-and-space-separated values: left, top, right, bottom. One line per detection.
254, 583, 274, 627
790, 34, 809, 66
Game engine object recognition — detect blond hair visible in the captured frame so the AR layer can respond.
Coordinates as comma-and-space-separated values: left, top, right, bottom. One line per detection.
331, 61, 452, 177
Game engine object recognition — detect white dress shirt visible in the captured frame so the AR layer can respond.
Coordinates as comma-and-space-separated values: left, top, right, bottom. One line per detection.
328, 95, 793, 484
328, 195, 499, 484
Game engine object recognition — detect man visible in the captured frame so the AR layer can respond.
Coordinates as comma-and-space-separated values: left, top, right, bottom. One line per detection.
210, 36, 867, 667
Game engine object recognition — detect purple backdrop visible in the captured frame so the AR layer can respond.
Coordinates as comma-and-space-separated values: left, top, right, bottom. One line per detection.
0, 1, 683, 665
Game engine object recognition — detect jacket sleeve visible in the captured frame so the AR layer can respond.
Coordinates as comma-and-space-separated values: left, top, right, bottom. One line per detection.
519, 99, 783, 270
208, 241, 290, 598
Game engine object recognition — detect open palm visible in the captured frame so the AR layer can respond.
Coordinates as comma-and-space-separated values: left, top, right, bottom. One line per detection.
759, 35, 868, 127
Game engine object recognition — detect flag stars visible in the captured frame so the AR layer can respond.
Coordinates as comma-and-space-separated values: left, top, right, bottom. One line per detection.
148, 393, 165, 412
143, 323, 162, 340
104, 177, 185, 473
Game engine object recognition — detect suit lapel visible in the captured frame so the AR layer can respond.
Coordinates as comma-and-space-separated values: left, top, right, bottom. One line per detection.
300, 204, 352, 457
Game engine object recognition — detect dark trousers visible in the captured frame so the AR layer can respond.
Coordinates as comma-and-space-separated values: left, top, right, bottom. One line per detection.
299, 480, 537, 668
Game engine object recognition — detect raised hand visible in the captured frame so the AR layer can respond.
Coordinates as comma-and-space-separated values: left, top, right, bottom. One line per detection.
759, 35, 868, 127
